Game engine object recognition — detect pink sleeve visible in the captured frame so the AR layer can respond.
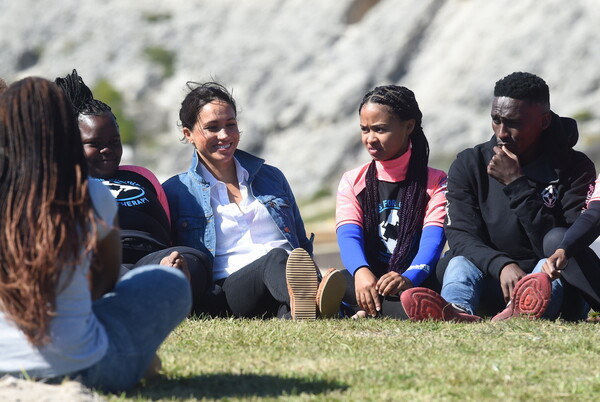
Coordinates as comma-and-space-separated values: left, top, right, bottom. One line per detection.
587, 174, 600, 203
118, 165, 171, 224
335, 170, 366, 230
422, 168, 447, 228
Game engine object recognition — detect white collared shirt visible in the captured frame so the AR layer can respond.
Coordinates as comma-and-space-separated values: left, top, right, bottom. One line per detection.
199, 158, 291, 281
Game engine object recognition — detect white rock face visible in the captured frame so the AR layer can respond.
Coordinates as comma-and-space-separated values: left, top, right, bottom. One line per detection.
1, 0, 599, 199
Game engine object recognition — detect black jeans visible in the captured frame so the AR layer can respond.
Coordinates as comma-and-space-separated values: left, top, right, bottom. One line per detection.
195, 248, 292, 318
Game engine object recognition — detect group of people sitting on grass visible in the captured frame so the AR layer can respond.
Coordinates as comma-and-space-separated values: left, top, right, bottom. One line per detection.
1, 70, 599, 392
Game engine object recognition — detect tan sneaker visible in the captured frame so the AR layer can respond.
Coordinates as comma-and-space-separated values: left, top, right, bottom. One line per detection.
286, 248, 319, 320
316, 268, 346, 318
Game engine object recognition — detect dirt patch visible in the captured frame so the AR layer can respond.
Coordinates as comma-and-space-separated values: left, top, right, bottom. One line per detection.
0, 375, 105, 402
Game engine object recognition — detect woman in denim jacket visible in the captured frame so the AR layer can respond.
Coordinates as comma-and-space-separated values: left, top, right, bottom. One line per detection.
163, 82, 345, 319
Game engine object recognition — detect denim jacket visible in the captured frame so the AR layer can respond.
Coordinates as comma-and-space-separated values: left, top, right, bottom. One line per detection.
163, 149, 313, 263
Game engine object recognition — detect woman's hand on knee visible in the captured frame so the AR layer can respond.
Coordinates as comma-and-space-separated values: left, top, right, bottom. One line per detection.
376, 272, 413, 296
543, 249, 567, 280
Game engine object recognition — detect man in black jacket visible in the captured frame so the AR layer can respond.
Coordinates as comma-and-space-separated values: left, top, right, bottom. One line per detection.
402, 72, 596, 321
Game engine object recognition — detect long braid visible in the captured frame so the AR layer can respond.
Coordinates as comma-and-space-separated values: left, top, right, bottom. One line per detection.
363, 160, 380, 262
55, 69, 115, 118
360, 85, 430, 274
387, 129, 429, 271
0, 78, 97, 346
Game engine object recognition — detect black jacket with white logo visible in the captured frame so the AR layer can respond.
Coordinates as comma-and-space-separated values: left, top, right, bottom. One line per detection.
438, 113, 596, 280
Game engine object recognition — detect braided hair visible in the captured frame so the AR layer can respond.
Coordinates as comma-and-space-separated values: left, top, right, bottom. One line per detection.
54, 69, 115, 119
359, 85, 430, 273
0, 77, 96, 346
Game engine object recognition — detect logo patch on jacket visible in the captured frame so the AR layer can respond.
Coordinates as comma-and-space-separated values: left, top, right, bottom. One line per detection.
540, 185, 558, 208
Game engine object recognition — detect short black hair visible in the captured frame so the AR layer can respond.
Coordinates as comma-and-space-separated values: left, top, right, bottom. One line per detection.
494, 72, 550, 107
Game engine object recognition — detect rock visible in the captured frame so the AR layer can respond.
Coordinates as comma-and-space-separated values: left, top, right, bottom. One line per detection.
1, 0, 599, 199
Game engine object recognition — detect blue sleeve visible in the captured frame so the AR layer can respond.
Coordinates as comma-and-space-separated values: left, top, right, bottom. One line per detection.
402, 225, 445, 286
336, 223, 369, 275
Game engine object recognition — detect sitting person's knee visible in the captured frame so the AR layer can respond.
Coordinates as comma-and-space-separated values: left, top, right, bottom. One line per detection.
543, 227, 567, 257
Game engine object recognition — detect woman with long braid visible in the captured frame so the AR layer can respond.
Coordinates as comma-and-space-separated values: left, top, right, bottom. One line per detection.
336, 85, 448, 318
0, 77, 190, 391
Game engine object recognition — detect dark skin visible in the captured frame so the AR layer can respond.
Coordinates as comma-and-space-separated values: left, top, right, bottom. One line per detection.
79, 113, 190, 278
542, 248, 567, 280
354, 103, 416, 317
79, 113, 123, 179
487, 96, 551, 301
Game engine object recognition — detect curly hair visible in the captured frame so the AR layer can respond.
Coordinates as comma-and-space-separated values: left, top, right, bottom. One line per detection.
494, 72, 550, 108
0, 77, 97, 346
359, 85, 430, 274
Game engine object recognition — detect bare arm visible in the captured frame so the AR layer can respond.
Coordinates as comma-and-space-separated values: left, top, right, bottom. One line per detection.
89, 216, 122, 300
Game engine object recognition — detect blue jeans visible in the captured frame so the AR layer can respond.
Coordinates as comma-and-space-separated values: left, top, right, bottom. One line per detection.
440, 256, 570, 318
74, 265, 191, 392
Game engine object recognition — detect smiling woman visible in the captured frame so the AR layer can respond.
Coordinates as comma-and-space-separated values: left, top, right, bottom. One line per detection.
78, 113, 123, 178
163, 81, 346, 320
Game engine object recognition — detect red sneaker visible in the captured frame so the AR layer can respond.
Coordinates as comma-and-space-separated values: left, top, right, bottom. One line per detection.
400, 288, 482, 322
492, 273, 551, 322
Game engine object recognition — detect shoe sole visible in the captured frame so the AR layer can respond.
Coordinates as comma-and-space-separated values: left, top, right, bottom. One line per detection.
286, 249, 318, 320
400, 288, 446, 321
317, 269, 346, 318
401, 288, 482, 322
492, 273, 551, 321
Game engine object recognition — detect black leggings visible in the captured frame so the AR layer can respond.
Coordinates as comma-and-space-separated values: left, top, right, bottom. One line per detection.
195, 248, 292, 318
544, 227, 600, 311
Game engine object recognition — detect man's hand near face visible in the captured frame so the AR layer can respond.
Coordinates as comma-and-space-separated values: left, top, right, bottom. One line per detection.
487, 145, 523, 185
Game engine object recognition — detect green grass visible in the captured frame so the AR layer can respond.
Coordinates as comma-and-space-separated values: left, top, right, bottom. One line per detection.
107, 318, 600, 401
93, 79, 136, 145
143, 46, 176, 79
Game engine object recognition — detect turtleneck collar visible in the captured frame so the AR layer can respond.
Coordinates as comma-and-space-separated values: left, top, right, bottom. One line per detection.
373, 145, 412, 182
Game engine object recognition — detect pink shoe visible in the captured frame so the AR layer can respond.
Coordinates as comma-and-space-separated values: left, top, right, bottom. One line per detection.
400, 288, 482, 322
492, 273, 551, 322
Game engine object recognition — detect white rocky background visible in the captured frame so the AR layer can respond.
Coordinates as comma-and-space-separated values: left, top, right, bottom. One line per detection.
2, 0, 600, 203
2, 1, 600, 398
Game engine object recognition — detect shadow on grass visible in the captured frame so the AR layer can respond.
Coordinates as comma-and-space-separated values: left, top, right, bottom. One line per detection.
129, 373, 348, 399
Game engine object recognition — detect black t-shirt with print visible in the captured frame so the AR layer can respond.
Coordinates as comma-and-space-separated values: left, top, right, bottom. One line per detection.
94, 170, 170, 263
357, 180, 422, 277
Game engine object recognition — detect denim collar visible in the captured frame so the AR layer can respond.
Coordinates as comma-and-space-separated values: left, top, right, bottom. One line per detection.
188, 149, 265, 184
